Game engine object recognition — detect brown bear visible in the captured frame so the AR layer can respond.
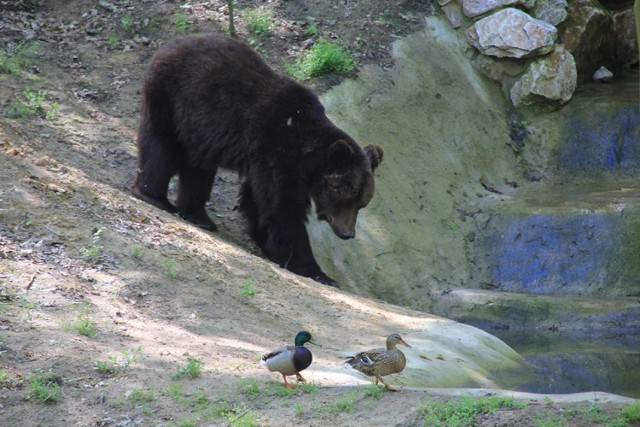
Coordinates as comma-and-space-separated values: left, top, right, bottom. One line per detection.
131, 34, 383, 286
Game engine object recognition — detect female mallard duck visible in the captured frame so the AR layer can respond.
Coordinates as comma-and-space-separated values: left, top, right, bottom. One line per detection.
346, 333, 411, 391
261, 331, 318, 388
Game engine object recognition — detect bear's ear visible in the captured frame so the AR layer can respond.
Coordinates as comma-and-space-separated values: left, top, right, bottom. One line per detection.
364, 144, 384, 172
328, 139, 356, 166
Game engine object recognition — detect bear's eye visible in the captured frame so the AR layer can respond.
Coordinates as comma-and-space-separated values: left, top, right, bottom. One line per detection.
286, 117, 294, 127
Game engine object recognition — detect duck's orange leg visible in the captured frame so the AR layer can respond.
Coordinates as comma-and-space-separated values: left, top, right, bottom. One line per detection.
281, 373, 294, 389
377, 376, 397, 391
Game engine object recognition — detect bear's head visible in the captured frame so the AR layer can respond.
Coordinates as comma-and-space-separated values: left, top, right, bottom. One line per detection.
311, 140, 384, 240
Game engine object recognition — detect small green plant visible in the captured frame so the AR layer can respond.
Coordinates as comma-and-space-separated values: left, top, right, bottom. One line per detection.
363, 383, 384, 399
544, 396, 554, 406
5, 102, 35, 119
227, 405, 259, 427
587, 403, 602, 414
304, 22, 318, 36
0, 53, 21, 74
286, 40, 354, 80
131, 246, 144, 259
174, 12, 189, 33
121, 14, 133, 29
240, 277, 257, 297
165, 259, 178, 279
268, 382, 296, 397
242, 7, 273, 37
378, 8, 394, 23
107, 34, 119, 48
332, 396, 355, 413
127, 388, 156, 404
204, 399, 233, 419
421, 395, 526, 427
165, 382, 188, 404
67, 302, 99, 339
192, 388, 210, 410
173, 356, 204, 379
25, 88, 56, 119
236, 378, 261, 399
179, 416, 198, 427
0, 42, 37, 74
620, 401, 640, 423
294, 403, 305, 416
300, 381, 318, 394
6, 88, 58, 120
79, 227, 104, 264
535, 414, 567, 427
23, 215, 35, 227
204, 400, 257, 426
122, 346, 143, 367
26, 374, 63, 403
95, 360, 116, 375
95, 346, 142, 375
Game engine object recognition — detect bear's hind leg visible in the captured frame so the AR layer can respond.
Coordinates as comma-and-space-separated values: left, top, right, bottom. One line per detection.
239, 181, 268, 248
176, 167, 217, 231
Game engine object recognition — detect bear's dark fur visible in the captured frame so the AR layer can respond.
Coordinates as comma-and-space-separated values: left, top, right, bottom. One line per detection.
132, 34, 383, 286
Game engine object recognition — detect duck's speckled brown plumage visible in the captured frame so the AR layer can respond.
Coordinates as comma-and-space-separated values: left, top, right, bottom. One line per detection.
346, 333, 411, 391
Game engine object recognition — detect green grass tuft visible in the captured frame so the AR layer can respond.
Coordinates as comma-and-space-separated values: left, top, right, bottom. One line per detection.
421, 395, 526, 427
173, 356, 204, 379
174, 12, 189, 33
0, 43, 37, 74
67, 302, 99, 339
240, 277, 257, 297
286, 40, 354, 80
127, 388, 156, 404
26, 375, 63, 403
620, 401, 640, 423
242, 7, 273, 36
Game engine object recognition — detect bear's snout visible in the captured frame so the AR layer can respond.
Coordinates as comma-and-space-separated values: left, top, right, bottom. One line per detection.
332, 224, 355, 240
324, 213, 357, 240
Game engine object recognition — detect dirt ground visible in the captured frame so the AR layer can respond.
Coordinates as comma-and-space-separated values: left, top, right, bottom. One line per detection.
0, 1, 637, 426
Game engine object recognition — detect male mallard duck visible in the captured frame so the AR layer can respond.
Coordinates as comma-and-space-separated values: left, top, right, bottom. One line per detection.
346, 333, 411, 391
261, 331, 318, 388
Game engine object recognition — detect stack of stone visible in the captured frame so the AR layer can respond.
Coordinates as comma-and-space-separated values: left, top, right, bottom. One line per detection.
438, 0, 639, 109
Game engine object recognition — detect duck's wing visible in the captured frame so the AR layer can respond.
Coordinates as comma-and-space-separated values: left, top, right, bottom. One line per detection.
261, 345, 290, 362
347, 347, 388, 366
261, 345, 300, 375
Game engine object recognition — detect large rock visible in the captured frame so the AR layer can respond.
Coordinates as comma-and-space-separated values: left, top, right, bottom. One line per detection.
473, 54, 527, 84
613, 8, 639, 67
463, 0, 535, 18
442, 2, 464, 28
467, 8, 558, 58
510, 45, 577, 108
532, 0, 569, 26
559, 0, 615, 80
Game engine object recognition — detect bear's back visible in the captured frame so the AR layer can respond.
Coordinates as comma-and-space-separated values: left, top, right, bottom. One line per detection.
140, 33, 333, 170
147, 34, 284, 102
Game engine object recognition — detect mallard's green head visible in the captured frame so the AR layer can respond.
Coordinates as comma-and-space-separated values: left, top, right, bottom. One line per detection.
294, 331, 319, 347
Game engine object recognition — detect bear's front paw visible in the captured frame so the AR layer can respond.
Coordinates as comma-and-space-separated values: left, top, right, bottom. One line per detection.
313, 274, 337, 287
179, 212, 218, 231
